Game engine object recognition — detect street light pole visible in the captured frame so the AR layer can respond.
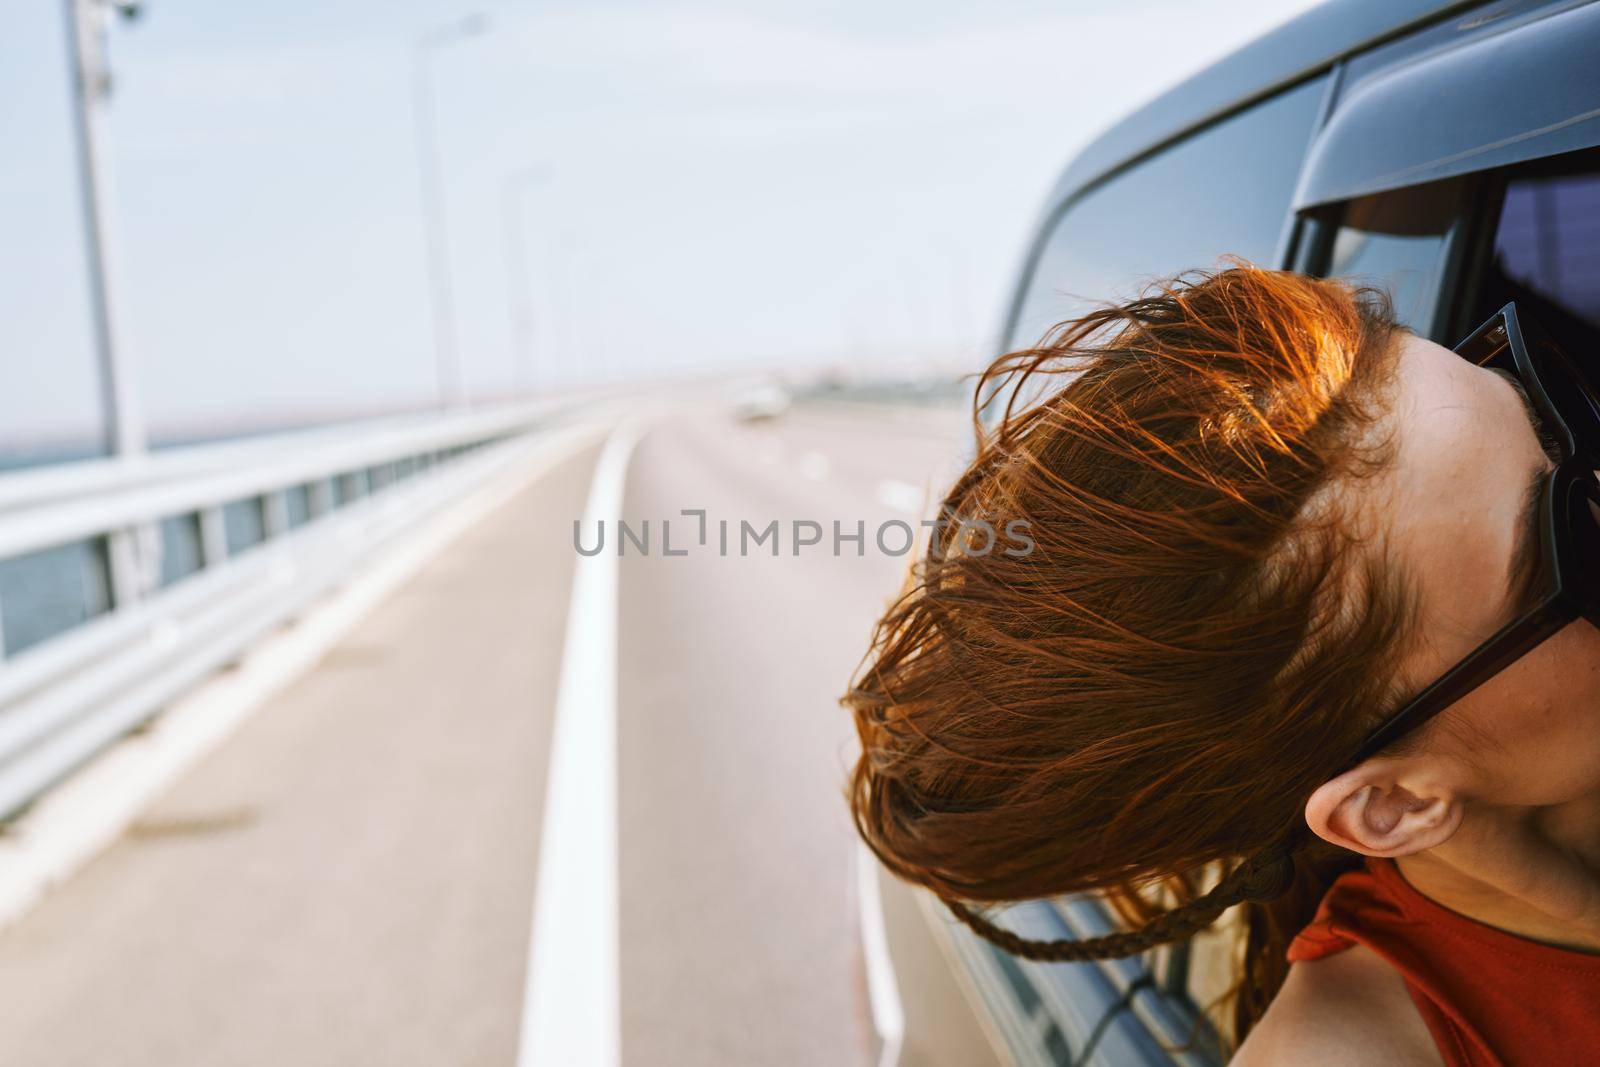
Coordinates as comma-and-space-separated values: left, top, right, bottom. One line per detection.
501, 169, 550, 396
64, 0, 144, 458
63, 0, 160, 610
411, 14, 486, 411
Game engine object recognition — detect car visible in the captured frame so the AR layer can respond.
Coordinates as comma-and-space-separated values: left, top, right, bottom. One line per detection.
728, 379, 793, 422
883, 0, 1600, 1063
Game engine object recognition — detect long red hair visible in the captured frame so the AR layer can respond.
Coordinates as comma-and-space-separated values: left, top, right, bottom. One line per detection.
844, 265, 1413, 1043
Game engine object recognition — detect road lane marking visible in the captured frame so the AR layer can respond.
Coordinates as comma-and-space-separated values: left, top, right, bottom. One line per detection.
517, 422, 641, 1067
858, 843, 905, 1067
875, 478, 924, 515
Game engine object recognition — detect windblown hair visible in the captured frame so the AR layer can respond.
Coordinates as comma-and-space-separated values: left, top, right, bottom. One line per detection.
844, 265, 1416, 1042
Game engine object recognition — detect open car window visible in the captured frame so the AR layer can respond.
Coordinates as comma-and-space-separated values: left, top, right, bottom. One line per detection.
1325, 177, 1464, 334
1471, 151, 1600, 375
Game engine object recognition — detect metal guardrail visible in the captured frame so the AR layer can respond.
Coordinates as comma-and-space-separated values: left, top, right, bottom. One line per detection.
940, 894, 1225, 1067
0, 400, 580, 821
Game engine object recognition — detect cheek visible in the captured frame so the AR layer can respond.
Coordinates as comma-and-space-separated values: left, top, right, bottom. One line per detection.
1460, 620, 1600, 804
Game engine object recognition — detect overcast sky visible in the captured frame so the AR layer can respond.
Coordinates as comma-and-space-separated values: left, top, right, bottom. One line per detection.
1, 0, 1321, 444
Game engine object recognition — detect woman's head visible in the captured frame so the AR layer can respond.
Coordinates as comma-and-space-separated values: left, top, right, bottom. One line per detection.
847, 265, 1407, 899
846, 263, 1600, 1029
843, 266, 1457, 1030
1306, 323, 1600, 856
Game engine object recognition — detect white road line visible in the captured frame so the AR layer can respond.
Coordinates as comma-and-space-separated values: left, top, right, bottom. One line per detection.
517, 422, 642, 1067
857, 842, 905, 1067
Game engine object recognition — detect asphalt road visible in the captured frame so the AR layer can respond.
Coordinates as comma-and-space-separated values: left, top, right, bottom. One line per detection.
0, 400, 1000, 1067
616, 404, 978, 1066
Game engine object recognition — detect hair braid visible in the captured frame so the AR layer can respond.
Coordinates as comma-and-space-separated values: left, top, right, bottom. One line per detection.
939, 849, 1298, 962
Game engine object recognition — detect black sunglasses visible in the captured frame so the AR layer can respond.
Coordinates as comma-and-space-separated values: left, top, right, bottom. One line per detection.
1345, 303, 1600, 768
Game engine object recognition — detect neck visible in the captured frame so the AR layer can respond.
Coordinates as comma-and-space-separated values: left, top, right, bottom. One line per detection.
1396, 794, 1600, 952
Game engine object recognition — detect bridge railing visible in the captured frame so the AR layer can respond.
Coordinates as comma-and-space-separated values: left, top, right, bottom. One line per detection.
0, 400, 580, 821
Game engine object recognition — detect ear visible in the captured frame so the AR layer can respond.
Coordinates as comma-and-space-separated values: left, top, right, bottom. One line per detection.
1304, 760, 1463, 858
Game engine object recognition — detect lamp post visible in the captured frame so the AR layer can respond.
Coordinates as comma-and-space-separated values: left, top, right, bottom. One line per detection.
64, 0, 144, 458
64, 0, 156, 610
412, 13, 486, 410
501, 168, 551, 396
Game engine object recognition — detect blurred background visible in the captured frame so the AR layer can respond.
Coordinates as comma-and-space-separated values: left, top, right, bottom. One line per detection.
0, 1, 1320, 1065
1, 0, 1320, 453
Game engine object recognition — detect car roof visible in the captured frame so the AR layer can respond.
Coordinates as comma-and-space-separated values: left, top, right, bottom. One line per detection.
1046, 0, 1478, 209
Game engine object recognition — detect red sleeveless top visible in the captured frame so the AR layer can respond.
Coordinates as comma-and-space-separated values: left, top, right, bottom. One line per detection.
1287, 858, 1600, 1066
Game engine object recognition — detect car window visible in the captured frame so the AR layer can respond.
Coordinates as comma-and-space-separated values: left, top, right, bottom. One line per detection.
1006, 76, 1326, 351
1473, 152, 1600, 365
1325, 177, 1465, 335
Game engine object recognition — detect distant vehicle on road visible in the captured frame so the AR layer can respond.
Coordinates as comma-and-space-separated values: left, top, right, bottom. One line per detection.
728, 380, 792, 422
917, 0, 1600, 1062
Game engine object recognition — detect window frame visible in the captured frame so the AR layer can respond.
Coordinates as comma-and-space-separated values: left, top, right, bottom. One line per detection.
998, 72, 1333, 357
1296, 171, 1498, 340
1300, 149, 1600, 348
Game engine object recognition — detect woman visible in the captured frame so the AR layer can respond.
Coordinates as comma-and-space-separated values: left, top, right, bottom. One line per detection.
844, 265, 1600, 1065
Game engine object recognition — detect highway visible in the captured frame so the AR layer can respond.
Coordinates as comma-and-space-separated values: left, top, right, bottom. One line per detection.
0, 398, 1001, 1067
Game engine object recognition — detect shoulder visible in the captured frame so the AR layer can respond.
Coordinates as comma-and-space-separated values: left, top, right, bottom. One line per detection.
1230, 943, 1442, 1067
